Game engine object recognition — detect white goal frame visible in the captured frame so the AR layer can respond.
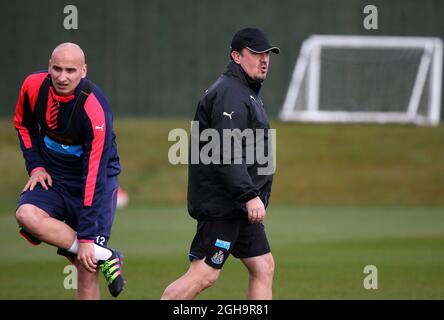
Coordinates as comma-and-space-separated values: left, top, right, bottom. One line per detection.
279, 35, 443, 125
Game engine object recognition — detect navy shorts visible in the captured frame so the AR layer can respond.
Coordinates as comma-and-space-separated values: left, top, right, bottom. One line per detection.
189, 219, 271, 269
17, 175, 119, 247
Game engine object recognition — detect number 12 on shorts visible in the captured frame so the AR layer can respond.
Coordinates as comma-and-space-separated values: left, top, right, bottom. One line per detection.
96, 236, 106, 246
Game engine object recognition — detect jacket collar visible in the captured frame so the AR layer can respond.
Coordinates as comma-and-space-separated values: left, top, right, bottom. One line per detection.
48, 77, 86, 103
223, 60, 262, 95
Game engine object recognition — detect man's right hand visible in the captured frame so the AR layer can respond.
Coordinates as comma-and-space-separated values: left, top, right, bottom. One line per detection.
246, 196, 266, 224
77, 242, 98, 273
23, 169, 53, 191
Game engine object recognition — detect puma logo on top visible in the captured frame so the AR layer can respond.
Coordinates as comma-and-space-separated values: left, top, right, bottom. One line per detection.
223, 111, 234, 119
95, 123, 105, 131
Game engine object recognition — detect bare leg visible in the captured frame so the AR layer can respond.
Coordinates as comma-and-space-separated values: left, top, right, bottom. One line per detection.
16, 204, 76, 249
241, 253, 275, 300
161, 259, 220, 300
76, 260, 100, 300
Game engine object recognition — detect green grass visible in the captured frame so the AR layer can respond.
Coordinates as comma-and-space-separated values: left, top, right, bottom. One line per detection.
1, 118, 443, 299
1, 204, 443, 299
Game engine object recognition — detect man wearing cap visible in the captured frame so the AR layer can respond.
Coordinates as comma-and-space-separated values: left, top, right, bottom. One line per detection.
161, 28, 279, 300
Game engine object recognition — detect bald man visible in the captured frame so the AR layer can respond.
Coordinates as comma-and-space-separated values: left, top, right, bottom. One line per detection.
13, 43, 125, 299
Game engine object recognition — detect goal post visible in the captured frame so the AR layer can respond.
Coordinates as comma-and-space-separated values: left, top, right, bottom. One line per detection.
279, 35, 443, 125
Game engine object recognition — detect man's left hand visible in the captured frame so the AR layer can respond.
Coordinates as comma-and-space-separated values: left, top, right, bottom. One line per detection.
246, 196, 266, 224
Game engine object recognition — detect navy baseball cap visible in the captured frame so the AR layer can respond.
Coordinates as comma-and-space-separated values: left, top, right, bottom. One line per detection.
230, 28, 280, 54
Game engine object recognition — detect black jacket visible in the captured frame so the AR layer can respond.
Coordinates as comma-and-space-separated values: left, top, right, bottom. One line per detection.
187, 61, 274, 221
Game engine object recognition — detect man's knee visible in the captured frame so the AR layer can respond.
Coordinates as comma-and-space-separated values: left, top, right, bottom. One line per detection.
199, 266, 220, 289
16, 204, 36, 227
16, 204, 49, 233
265, 256, 275, 277
247, 254, 275, 279
265, 254, 275, 275
191, 260, 221, 290
77, 263, 99, 286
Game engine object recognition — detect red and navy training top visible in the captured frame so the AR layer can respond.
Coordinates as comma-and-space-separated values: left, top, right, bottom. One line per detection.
14, 71, 121, 241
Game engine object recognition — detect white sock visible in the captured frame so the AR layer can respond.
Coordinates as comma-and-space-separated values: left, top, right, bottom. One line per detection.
68, 239, 79, 253
68, 239, 112, 260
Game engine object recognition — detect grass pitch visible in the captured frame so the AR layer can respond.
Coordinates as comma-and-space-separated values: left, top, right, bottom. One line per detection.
1, 118, 443, 299
1, 204, 443, 299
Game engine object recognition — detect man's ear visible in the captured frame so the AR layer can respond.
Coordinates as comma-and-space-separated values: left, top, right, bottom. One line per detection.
231, 51, 241, 64
82, 64, 87, 78
48, 59, 52, 71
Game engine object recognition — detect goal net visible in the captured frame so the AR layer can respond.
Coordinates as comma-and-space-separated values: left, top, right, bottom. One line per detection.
279, 35, 443, 125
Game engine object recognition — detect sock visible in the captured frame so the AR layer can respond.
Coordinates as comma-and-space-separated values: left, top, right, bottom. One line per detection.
68, 239, 79, 253
68, 239, 112, 260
